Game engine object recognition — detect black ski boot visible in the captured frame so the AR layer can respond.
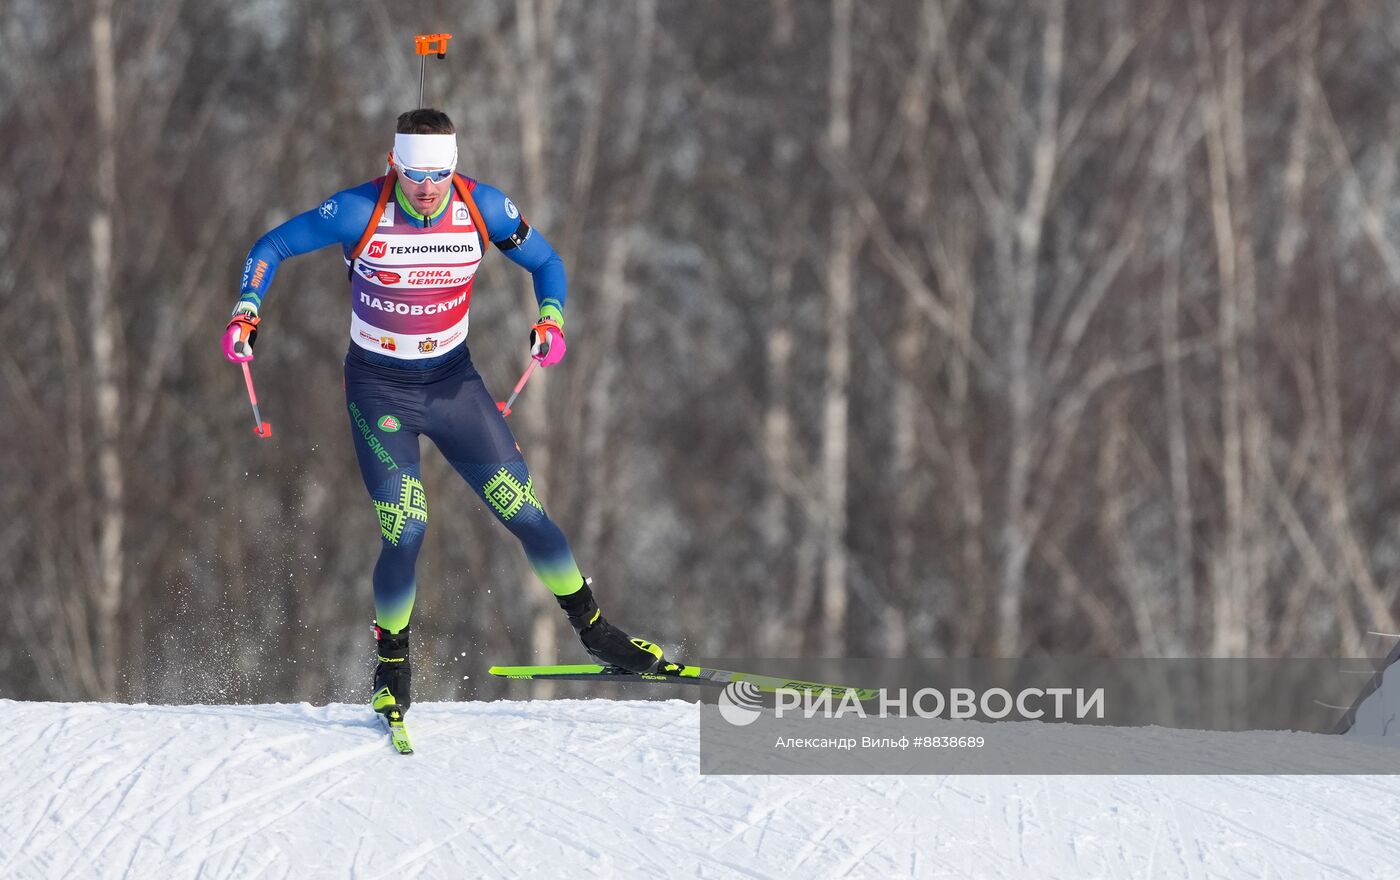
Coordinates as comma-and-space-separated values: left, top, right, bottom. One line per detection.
556, 578, 663, 674
372, 623, 412, 718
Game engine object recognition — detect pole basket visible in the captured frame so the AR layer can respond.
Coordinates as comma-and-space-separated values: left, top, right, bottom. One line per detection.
415, 33, 453, 59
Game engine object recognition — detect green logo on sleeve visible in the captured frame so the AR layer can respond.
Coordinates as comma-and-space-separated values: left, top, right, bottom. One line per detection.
378, 415, 402, 433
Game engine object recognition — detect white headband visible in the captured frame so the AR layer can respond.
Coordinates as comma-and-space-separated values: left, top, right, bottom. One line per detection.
393, 133, 458, 170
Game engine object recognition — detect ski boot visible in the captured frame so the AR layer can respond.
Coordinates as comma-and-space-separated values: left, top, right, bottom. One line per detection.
556, 578, 664, 674
371, 623, 412, 720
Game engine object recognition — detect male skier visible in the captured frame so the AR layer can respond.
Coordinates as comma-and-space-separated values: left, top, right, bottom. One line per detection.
224, 109, 664, 721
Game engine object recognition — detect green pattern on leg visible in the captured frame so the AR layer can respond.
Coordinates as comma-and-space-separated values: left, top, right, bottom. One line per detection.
483, 467, 543, 521
374, 474, 428, 546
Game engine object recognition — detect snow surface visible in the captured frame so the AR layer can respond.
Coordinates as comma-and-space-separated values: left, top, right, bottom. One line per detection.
4, 697, 1400, 879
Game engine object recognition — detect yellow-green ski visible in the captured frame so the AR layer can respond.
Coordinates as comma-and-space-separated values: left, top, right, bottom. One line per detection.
379, 705, 414, 755
488, 661, 879, 702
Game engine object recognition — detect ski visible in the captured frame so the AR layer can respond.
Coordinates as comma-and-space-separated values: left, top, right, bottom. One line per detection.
488, 661, 880, 702
380, 709, 414, 755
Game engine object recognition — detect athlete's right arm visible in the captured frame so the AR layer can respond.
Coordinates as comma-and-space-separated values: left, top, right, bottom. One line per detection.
232, 181, 380, 314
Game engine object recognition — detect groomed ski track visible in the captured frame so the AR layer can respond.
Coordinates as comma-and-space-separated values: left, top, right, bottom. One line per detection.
3, 698, 1398, 879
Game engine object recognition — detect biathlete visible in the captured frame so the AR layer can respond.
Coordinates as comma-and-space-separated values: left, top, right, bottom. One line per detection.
223, 108, 665, 721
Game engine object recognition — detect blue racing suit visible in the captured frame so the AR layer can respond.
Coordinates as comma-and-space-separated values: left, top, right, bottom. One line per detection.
236, 176, 583, 633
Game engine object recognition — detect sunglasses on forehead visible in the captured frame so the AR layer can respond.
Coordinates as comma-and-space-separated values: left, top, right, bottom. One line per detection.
398, 165, 454, 184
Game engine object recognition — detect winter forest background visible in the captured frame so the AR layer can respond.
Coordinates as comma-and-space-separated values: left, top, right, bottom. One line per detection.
5, 0, 1400, 704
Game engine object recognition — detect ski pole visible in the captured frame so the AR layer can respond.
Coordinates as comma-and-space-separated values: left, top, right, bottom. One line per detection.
240, 361, 272, 438
414, 33, 453, 106
496, 358, 538, 418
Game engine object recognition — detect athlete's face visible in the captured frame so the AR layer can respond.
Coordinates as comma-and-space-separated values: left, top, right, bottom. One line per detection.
398, 167, 453, 217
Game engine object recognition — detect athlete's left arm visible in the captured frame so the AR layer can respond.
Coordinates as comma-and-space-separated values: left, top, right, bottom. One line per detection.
471, 181, 567, 326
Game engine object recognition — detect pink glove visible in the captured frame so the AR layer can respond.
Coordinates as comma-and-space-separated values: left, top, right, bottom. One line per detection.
530, 318, 566, 367
223, 306, 260, 363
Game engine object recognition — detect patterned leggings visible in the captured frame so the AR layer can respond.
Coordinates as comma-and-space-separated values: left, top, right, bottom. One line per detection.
343, 345, 582, 633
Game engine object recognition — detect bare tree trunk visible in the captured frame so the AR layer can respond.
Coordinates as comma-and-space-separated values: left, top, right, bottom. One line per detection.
1316, 271, 1397, 642
996, 0, 1065, 656
576, 2, 658, 563
1098, 391, 1163, 655
1161, 180, 1196, 650
820, 0, 855, 655
760, 246, 797, 654
1193, 1, 1249, 657
944, 239, 986, 655
759, 0, 802, 656
886, 295, 918, 658
90, 0, 125, 699
514, 0, 559, 679
885, 0, 941, 659
1218, 9, 1269, 656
